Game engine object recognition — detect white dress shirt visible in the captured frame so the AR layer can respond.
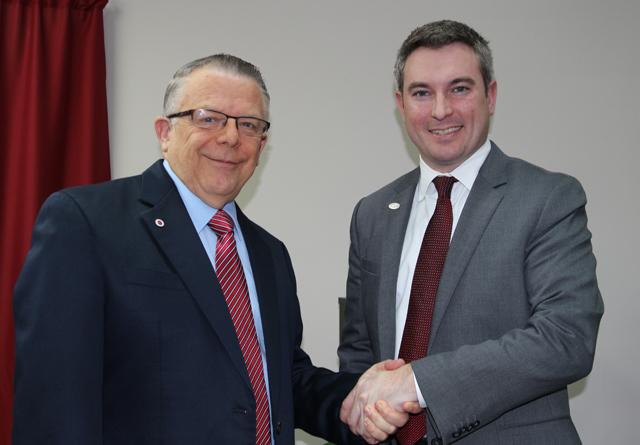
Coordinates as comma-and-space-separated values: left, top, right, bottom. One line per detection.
395, 140, 492, 406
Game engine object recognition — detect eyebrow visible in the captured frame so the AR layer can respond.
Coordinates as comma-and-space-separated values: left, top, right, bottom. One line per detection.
406, 76, 477, 91
450, 76, 476, 86
406, 81, 430, 90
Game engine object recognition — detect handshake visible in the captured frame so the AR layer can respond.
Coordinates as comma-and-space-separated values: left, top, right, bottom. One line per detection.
339, 359, 423, 444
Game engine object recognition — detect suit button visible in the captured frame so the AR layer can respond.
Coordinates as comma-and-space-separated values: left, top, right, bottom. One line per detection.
275, 422, 282, 435
473, 420, 480, 427
452, 431, 461, 438
431, 439, 443, 445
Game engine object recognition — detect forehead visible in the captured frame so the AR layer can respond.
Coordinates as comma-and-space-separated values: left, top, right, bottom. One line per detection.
178, 68, 265, 116
404, 43, 483, 83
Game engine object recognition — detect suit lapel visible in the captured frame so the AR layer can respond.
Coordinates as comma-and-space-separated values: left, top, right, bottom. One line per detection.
237, 208, 283, 421
138, 161, 251, 388
377, 169, 420, 360
429, 144, 508, 343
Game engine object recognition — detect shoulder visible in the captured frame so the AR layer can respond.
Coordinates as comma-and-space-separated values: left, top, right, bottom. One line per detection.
486, 145, 585, 200
65, 174, 141, 198
33, 173, 146, 237
53, 160, 169, 210
477, 147, 589, 236
355, 168, 419, 210
508, 156, 577, 185
364, 168, 419, 200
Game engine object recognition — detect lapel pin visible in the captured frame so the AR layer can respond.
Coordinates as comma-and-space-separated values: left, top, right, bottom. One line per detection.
388, 202, 400, 210
155, 218, 165, 228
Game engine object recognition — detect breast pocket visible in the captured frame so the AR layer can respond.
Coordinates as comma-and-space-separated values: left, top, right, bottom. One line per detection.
126, 268, 185, 290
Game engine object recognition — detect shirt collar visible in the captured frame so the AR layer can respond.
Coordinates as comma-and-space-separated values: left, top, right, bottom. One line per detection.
162, 159, 239, 232
417, 139, 492, 201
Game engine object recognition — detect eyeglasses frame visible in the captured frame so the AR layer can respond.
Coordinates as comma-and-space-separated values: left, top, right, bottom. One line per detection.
166, 108, 271, 136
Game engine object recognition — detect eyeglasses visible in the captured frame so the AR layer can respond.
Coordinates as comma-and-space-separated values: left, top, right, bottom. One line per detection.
166, 108, 270, 137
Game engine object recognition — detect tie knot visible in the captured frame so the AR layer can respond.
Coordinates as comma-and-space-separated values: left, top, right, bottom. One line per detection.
433, 176, 457, 199
208, 209, 234, 237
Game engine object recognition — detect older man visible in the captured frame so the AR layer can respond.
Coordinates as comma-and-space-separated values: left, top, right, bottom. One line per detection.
339, 20, 603, 444
13, 54, 408, 445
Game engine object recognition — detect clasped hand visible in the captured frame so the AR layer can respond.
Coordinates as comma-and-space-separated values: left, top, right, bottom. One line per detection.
340, 359, 422, 444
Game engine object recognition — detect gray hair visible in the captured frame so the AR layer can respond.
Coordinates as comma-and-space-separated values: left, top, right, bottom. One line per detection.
394, 20, 494, 94
163, 53, 270, 118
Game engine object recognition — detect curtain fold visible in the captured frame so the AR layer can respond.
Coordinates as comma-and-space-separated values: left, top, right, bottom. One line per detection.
0, 0, 110, 441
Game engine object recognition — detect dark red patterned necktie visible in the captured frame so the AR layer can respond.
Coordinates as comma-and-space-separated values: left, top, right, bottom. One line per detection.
208, 210, 271, 445
396, 176, 457, 445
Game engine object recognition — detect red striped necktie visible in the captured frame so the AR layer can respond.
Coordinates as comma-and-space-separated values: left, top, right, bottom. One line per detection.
396, 176, 457, 445
208, 209, 271, 445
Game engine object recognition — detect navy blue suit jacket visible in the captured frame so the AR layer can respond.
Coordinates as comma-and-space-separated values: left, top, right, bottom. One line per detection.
14, 160, 359, 444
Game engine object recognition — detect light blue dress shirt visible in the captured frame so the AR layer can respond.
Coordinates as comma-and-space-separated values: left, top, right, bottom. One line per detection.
163, 160, 274, 442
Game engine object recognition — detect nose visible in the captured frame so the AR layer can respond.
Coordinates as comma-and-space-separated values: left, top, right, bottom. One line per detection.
216, 118, 240, 146
431, 93, 452, 120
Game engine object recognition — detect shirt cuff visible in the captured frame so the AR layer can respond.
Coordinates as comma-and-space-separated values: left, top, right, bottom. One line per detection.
412, 369, 427, 408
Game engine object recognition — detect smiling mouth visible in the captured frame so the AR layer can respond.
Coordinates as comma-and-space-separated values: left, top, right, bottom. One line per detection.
205, 155, 239, 166
429, 126, 462, 136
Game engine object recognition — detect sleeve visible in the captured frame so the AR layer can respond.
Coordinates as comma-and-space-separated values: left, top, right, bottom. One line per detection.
338, 199, 376, 373
413, 176, 604, 442
13, 191, 105, 444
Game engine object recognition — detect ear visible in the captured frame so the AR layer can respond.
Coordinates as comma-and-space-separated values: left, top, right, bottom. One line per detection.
154, 117, 172, 155
255, 135, 268, 165
487, 80, 497, 115
394, 90, 405, 118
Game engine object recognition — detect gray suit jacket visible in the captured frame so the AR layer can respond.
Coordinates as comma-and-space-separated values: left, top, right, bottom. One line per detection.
338, 143, 603, 444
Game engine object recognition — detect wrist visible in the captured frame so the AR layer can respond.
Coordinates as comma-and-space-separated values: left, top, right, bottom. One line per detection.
404, 364, 419, 401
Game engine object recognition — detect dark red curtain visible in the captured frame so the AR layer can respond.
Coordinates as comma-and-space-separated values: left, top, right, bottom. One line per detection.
0, 0, 111, 441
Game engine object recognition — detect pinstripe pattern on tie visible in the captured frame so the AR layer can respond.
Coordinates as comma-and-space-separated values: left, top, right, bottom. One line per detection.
396, 176, 457, 445
209, 210, 271, 445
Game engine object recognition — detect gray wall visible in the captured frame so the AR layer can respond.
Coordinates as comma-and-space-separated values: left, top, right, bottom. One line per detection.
104, 1, 640, 443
